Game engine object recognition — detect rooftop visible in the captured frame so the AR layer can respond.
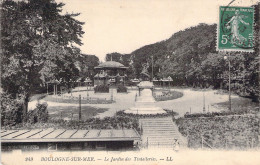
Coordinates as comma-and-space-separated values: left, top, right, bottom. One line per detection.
95, 61, 128, 69
1, 129, 140, 143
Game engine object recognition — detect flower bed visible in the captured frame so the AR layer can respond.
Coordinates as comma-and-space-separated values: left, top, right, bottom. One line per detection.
94, 85, 109, 93
117, 109, 178, 119
154, 90, 183, 101
117, 85, 127, 93
184, 111, 257, 118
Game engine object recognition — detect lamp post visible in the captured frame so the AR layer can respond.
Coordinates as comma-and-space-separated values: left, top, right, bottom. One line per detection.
224, 54, 231, 111
79, 94, 81, 121
203, 91, 206, 113
151, 55, 154, 82
46, 82, 49, 95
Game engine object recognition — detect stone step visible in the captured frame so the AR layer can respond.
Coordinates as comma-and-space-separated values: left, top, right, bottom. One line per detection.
141, 122, 174, 127
142, 124, 174, 127
140, 119, 173, 122
142, 136, 180, 139
142, 128, 175, 131
142, 124, 174, 126
143, 136, 179, 139
143, 133, 179, 136
140, 118, 173, 121
147, 141, 177, 144
140, 117, 187, 148
142, 124, 173, 125
141, 127, 175, 131
144, 136, 179, 138
147, 141, 178, 144
142, 127, 176, 129
143, 133, 182, 137
143, 131, 178, 133
140, 119, 173, 121
143, 135, 179, 138
144, 139, 177, 142
141, 122, 174, 125
143, 130, 178, 133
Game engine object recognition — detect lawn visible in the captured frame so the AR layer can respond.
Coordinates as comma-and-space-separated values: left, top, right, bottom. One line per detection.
47, 106, 108, 120
215, 97, 258, 113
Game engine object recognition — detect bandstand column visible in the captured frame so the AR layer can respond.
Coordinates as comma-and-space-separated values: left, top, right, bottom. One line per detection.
47, 83, 49, 95
53, 84, 55, 95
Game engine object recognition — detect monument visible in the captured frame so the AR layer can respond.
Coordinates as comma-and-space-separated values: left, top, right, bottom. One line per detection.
124, 63, 166, 114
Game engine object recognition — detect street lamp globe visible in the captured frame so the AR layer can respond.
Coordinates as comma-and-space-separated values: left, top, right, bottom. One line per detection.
224, 55, 228, 60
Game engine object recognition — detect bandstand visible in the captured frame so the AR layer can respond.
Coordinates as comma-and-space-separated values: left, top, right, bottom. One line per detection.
94, 61, 128, 86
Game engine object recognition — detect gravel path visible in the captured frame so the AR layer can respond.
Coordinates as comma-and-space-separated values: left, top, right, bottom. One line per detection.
29, 88, 236, 119
155, 89, 237, 117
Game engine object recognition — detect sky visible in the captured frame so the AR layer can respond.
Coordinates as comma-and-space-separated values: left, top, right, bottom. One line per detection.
57, 0, 258, 61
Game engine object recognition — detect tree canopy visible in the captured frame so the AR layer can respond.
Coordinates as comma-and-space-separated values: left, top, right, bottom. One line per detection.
1, 0, 85, 121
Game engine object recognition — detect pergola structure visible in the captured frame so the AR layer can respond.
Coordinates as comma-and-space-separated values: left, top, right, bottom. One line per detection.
94, 61, 128, 86
46, 79, 60, 95
84, 77, 92, 86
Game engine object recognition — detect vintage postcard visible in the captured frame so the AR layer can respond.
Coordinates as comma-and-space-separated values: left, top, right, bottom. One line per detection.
1, 0, 260, 165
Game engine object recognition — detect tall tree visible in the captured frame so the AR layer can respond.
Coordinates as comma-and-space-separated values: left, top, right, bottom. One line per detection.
1, 0, 84, 121
76, 54, 100, 79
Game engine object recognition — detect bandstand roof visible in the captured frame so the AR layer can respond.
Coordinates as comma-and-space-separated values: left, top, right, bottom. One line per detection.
95, 61, 128, 69
94, 72, 107, 78
47, 79, 60, 84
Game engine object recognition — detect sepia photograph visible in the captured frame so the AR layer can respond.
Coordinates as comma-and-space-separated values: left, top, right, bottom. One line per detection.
0, 0, 260, 164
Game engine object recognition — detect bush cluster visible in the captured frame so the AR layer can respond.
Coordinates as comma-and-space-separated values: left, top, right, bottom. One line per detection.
94, 85, 109, 93
154, 91, 183, 101
1, 93, 23, 126
27, 102, 49, 124
116, 110, 178, 118
176, 116, 259, 149
117, 85, 127, 93
184, 110, 257, 118
1, 92, 49, 127
10, 113, 140, 133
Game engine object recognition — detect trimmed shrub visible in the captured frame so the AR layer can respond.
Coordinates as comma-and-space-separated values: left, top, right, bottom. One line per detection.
184, 110, 257, 118
115, 110, 178, 118
154, 91, 183, 101
176, 116, 259, 149
94, 85, 109, 93
117, 85, 127, 93
27, 102, 48, 124
1, 93, 23, 127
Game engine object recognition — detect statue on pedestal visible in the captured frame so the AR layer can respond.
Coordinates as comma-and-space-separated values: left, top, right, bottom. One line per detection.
124, 61, 165, 114
140, 62, 150, 81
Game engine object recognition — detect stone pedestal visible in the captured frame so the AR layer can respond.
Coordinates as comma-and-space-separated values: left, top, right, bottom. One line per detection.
124, 81, 166, 114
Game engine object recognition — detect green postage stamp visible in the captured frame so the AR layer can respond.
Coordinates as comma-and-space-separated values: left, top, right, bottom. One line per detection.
217, 6, 254, 52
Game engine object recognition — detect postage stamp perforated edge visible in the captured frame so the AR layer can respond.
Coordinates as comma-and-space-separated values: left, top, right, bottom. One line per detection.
216, 5, 255, 53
